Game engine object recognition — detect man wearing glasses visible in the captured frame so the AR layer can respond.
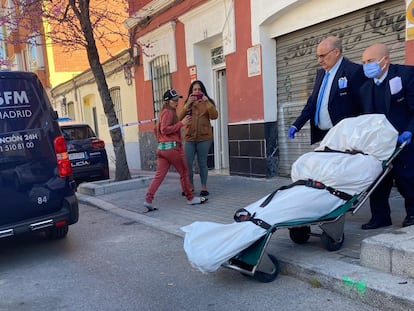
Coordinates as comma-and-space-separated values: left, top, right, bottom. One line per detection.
288, 36, 366, 144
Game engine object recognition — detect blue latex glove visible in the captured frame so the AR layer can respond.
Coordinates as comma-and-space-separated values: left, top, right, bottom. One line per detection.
288, 126, 297, 139
398, 131, 412, 145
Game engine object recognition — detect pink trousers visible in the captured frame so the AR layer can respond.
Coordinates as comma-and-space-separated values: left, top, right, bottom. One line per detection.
145, 145, 194, 203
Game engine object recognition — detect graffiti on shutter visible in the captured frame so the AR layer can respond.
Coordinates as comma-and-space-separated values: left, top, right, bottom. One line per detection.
276, 0, 405, 176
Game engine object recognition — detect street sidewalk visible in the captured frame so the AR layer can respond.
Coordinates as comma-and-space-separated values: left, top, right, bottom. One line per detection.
76, 170, 414, 310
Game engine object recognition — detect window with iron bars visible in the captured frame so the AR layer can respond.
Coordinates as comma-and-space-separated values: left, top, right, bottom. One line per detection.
110, 87, 123, 125
150, 55, 171, 119
211, 46, 224, 67
67, 102, 75, 120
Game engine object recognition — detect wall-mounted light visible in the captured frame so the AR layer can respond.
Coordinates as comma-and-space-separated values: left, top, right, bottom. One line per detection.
123, 62, 133, 85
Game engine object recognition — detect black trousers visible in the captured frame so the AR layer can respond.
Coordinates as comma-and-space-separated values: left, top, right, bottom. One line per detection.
369, 169, 414, 222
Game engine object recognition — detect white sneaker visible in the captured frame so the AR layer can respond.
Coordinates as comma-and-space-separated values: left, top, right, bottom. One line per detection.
187, 196, 208, 205
144, 201, 158, 212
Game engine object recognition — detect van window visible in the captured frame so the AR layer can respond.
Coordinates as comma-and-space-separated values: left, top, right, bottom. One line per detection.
0, 76, 53, 164
0, 77, 47, 132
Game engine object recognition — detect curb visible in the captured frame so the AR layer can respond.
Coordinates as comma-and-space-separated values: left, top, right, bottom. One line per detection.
77, 176, 152, 196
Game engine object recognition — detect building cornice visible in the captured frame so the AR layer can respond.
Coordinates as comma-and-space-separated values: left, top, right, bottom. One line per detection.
124, 0, 179, 30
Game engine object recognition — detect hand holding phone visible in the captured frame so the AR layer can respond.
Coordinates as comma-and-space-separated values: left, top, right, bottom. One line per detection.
192, 93, 203, 100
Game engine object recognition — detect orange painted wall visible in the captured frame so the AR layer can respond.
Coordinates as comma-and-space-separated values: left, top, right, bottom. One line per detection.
172, 21, 192, 111
134, 65, 156, 133
225, 0, 263, 124
50, 0, 129, 74
406, 40, 414, 65
52, 47, 90, 72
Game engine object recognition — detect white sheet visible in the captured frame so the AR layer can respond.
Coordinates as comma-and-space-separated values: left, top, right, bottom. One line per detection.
316, 113, 398, 160
181, 114, 398, 273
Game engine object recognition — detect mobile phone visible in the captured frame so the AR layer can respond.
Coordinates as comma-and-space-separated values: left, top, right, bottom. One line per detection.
194, 93, 203, 100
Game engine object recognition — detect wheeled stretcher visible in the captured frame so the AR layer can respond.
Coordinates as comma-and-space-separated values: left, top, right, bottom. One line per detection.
181, 114, 404, 282
223, 141, 405, 282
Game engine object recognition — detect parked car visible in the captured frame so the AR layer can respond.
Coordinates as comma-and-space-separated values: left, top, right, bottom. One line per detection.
0, 71, 78, 240
58, 120, 109, 183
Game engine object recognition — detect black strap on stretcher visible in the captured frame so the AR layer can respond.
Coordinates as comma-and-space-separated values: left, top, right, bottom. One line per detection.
240, 178, 353, 230
233, 210, 272, 230
246, 149, 365, 230
259, 179, 353, 208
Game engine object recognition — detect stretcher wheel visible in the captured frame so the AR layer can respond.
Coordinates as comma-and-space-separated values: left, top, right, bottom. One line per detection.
321, 232, 344, 251
289, 226, 311, 244
252, 254, 280, 283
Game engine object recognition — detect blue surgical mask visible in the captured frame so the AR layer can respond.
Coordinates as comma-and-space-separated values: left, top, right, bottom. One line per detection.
363, 57, 385, 79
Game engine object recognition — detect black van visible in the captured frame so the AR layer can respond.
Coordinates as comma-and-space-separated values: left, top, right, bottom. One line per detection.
0, 71, 78, 240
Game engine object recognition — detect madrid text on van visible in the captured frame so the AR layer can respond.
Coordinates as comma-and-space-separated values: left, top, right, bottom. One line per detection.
0, 109, 32, 119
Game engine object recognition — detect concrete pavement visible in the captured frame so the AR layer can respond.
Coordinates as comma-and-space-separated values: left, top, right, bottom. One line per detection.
76, 171, 414, 310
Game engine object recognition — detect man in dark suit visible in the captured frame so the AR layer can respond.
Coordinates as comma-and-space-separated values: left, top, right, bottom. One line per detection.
359, 43, 414, 229
288, 36, 366, 144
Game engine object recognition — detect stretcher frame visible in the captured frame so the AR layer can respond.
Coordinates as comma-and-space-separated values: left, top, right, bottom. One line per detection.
222, 143, 406, 283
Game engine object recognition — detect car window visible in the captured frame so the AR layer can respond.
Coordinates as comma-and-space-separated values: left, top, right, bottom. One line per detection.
61, 126, 96, 141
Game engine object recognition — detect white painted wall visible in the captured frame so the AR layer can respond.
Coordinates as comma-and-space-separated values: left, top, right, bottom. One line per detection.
140, 22, 177, 81
179, 0, 235, 66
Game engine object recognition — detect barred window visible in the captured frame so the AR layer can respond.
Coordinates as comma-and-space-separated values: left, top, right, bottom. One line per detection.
0, 30, 5, 62
67, 101, 75, 120
150, 55, 171, 119
211, 46, 224, 67
26, 35, 44, 71
110, 87, 122, 125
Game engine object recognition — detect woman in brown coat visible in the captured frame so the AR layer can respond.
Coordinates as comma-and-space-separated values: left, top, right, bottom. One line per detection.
178, 80, 218, 196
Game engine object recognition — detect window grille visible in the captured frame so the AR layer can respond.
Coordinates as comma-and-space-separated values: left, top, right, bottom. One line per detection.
67, 102, 75, 120
150, 55, 171, 119
26, 35, 44, 71
211, 46, 224, 67
0, 30, 5, 62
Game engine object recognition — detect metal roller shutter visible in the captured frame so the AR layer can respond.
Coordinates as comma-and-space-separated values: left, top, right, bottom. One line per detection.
276, 0, 406, 176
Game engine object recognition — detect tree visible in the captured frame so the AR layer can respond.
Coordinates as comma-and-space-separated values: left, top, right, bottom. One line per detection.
1, 0, 131, 181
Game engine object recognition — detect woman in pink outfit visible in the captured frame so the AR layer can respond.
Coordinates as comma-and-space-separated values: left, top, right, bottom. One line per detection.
144, 89, 208, 212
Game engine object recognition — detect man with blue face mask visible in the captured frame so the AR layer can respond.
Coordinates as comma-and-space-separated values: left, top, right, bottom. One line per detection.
288, 36, 366, 144
359, 43, 414, 229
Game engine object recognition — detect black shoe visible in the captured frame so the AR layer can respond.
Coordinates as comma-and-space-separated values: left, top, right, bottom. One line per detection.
361, 219, 392, 230
200, 190, 209, 196
402, 216, 414, 227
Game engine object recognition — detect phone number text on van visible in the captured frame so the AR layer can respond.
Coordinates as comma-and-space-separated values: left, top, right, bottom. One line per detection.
0, 133, 39, 153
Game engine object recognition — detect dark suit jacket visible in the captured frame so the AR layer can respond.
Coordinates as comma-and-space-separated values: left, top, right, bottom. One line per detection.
359, 64, 414, 175
293, 57, 366, 144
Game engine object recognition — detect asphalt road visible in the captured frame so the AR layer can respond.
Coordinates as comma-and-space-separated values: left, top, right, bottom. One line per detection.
0, 204, 384, 311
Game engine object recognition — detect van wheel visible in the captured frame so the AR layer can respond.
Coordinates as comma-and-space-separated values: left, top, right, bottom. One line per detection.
47, 225, 69, 240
